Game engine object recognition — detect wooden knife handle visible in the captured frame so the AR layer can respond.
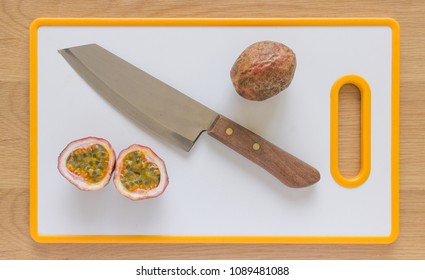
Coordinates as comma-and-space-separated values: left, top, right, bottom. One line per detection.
207, 114, 320, 188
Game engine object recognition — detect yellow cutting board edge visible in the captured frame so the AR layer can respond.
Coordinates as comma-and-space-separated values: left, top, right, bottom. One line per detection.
29, 18, 400, 244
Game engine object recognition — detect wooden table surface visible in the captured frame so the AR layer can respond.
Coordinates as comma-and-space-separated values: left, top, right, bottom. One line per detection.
1, 0, 424, 259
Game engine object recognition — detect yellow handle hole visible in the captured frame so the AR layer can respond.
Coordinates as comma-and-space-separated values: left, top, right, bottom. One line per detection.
330, 75, 371, 188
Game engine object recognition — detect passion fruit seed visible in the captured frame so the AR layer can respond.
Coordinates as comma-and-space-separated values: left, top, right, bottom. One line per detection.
119, 150, 161, 191
66, 144, 110, 184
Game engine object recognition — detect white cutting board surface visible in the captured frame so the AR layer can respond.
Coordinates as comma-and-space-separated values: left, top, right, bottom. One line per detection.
31, 18, 399, 243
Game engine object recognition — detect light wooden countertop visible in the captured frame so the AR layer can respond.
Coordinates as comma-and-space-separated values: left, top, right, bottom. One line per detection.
1, 0, 424, 259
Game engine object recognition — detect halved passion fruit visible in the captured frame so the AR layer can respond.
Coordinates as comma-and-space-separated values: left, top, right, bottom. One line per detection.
58, 137, 116, 191
114, 144, 169, 200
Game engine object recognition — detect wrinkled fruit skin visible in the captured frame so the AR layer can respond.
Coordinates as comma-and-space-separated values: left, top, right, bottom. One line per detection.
58, 137, 116, 191
114, 144, 169, 201
230, 40, 296, 101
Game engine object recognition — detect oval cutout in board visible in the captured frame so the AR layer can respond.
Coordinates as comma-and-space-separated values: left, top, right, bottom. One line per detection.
338, 83, 361, 178
330, 74, 371, 188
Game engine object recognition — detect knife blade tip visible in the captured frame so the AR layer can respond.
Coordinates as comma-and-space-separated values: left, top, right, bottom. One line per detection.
58, 44, 102, 55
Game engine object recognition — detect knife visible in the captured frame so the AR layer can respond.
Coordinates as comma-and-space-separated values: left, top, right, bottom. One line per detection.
58, 44, 320, 188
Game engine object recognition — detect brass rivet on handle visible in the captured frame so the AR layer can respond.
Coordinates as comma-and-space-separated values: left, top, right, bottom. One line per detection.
253, 143, 260, 150
226, 128, 233, 135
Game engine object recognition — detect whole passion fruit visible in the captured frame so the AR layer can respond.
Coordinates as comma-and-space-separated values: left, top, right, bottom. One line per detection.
58, 137, 116, 191
230, 40, 296, 101
114, 144, 169, 201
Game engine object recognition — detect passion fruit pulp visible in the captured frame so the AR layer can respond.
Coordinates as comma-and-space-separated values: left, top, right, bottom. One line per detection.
58, 137, 116, 191
114, 144, 169, 200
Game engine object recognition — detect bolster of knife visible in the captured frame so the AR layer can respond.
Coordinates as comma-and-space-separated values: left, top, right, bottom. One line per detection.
207, 114, 320, 188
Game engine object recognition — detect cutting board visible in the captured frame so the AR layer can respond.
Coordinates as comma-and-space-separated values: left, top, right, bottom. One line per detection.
29, 18, 400, 243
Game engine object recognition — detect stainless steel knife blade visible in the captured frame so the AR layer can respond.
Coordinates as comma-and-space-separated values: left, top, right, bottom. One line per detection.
58, 44, 218, 152
59, 44, 320, 187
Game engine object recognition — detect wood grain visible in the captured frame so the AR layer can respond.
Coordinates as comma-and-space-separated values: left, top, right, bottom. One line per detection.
208, 114, 320, 187
1, 0, 424, 259
338, 84, 361, 178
